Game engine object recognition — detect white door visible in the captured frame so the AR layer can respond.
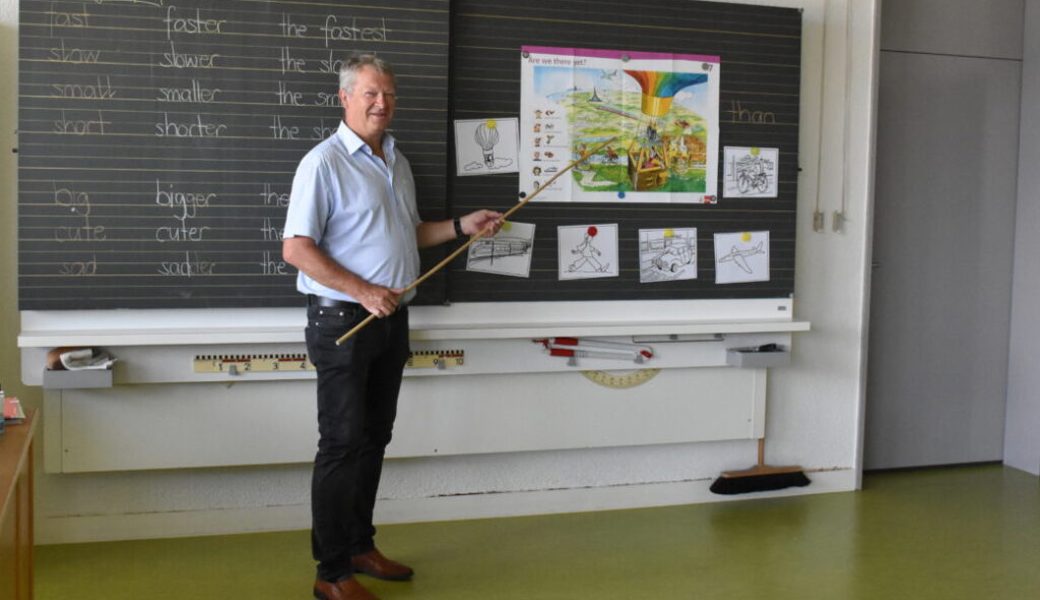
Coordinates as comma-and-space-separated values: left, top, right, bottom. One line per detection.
866, 48, 1020, 469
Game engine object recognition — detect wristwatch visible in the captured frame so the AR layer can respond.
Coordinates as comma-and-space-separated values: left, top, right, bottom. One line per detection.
453, 216, 465, 238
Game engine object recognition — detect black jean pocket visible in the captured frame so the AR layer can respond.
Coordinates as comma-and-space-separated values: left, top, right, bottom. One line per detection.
307, 305, 365, 333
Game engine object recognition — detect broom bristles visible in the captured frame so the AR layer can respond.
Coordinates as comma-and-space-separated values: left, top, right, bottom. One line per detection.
709, 466, 811, 495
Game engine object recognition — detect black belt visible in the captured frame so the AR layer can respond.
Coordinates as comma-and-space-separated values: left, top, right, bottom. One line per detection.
307, 294, 361, 309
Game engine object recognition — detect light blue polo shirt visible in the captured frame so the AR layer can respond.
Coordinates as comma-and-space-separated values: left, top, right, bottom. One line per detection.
283, 121, 421, 303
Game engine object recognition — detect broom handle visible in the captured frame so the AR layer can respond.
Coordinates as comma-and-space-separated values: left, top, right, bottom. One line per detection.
335, 136, 617, 346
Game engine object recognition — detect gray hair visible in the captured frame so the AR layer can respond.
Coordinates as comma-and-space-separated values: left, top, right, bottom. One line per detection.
339, 54, 395, 93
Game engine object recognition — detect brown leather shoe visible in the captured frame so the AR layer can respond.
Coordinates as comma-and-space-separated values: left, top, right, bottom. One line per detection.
351, 548, 414, 581
313, 576, 379, 600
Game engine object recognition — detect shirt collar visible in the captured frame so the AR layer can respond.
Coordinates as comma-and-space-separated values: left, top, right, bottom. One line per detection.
337, 121, 396, 162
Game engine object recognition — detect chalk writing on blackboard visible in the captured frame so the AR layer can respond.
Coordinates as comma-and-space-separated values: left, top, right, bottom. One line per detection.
261, 219, 284, 242
162, 6, 227, 38
54, 185, 106, 243
260, 251, 288, 276
155, 113, 228, 138
18, 0, 452, 307
54, 110, 110, 135
727, 100, 776, 125
48, 40, 102, 64
158, 252, 216, 277
48, 6, 89, 34
320, 17, 388, 46
158, 42, 220, 69
261, 184, 290, 208
51, 76, 115, 99
157, 80, 221, 103
59, 256, 98, 277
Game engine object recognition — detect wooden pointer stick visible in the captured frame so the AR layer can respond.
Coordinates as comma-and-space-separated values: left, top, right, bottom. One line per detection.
335, 136, 618, 346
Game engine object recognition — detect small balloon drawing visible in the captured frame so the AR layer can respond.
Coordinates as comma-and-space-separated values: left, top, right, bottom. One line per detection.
474, 120, 500, 167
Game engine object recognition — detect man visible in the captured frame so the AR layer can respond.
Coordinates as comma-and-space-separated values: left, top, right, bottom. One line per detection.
282, 54, 501, 600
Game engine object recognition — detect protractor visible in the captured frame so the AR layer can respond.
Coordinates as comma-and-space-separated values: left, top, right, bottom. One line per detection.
581, 368, 661, 389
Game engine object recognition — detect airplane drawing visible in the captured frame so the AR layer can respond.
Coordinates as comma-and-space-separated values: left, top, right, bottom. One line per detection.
717, 242, 764, 274
466, 222, 537, 278
468, 236, 532, 263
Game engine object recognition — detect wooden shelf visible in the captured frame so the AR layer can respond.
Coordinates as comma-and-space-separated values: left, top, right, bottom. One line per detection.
1, 409, 38, 600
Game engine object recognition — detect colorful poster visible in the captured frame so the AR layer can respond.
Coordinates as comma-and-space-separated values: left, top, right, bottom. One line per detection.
638, 228, 697, 283
520, 46, 720, 204
454, 118, 520, 176
558, 224, 619, 280
714, 231, 770, 284
465, 221, 535, 278
723, 146, 779, 198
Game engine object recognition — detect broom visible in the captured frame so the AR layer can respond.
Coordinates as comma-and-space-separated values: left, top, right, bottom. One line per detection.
709, 437, 810, 495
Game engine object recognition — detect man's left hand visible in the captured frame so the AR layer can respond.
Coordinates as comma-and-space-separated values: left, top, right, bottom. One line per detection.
461, 209, 504, 238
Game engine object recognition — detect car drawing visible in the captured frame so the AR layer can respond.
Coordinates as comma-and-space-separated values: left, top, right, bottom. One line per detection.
653, 243, 695, 272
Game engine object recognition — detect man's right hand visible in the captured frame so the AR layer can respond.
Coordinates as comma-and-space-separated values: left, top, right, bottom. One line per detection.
283, 236, 403, 318
356, 284, 404, 318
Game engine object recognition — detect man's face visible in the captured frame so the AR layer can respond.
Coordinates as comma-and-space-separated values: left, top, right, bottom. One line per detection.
339, 66, 396, 142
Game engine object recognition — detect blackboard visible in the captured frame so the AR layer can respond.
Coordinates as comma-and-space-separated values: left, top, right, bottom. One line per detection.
18, 0, 801, 310
17, 0, 450, 309
447, 0, 801, 302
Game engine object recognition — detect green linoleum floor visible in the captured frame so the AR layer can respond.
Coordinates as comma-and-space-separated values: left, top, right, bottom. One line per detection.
35, 464, 1040, 600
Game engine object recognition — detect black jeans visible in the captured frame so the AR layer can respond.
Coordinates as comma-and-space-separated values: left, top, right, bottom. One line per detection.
305, 302, 410, 583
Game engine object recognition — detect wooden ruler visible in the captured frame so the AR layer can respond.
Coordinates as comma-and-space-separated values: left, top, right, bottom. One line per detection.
406, 350, 464, 369
193, 350, 465, 374
193, 354, 313, 373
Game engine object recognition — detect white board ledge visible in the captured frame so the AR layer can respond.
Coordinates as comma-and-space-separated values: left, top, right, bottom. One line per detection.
412, 319, 809, 341
19, 298, 808, 347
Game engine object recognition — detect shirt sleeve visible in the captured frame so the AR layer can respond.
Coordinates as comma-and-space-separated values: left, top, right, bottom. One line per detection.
282, 150, 331, 243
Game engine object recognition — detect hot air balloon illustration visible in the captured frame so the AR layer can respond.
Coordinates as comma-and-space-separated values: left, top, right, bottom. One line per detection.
623, 70, 708, 191
474, 120, 500, 167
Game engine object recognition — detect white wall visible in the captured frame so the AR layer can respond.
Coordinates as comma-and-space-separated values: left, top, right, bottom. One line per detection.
1, 0, 882, 544
1006, 0, 1040, 476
